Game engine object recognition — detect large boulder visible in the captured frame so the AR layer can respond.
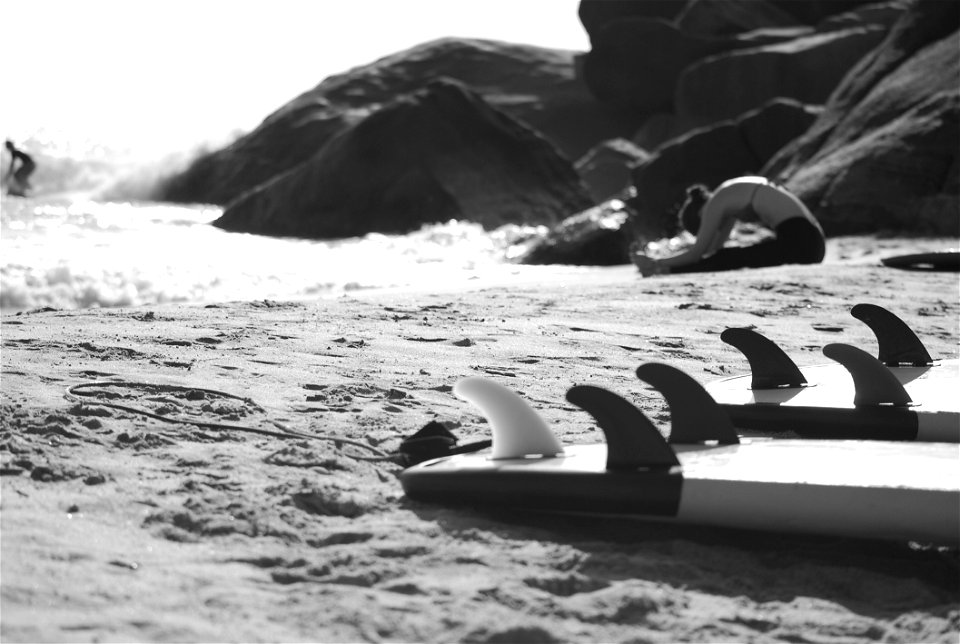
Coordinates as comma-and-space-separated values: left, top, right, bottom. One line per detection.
675, 24, 889, 128
629, 99, 821, 237
158, 38, 643, 206
769, 0, 881, 25
518, 199, 634, 266
676, 0, 804, 37
632, 3, 904, 149
213, 79, 592, 239
575, 0, 874, 41
577, 0, 882, 113
817, 1, 912, 31
154, 103, 367, 205
577, 0, 685, 44
766, 0, 960, 235
581, 17, 733, 112
575, 138, 650, 203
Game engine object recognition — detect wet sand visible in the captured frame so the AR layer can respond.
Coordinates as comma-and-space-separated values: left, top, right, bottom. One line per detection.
2, 236, 958, 642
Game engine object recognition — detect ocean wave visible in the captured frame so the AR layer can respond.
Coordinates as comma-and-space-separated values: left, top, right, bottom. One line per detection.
2, 130, 239, 201
0, 262, 278, 311
0, 197, 551, 312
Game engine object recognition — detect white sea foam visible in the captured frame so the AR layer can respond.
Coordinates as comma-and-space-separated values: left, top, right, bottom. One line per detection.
0, 195, 562, 312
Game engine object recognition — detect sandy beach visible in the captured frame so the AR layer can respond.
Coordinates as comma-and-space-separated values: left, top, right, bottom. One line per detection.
2, 235, 958, 643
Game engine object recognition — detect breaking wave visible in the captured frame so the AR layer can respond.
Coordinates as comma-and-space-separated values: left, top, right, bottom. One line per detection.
0, 195, 557, 313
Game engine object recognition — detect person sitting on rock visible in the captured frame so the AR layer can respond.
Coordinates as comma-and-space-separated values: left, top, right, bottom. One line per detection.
5, 140, 36, 196
632, 176, 825, 276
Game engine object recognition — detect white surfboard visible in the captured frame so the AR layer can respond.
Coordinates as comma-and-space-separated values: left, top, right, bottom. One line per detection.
400, 366, 959, 546
705, 304, 959, 442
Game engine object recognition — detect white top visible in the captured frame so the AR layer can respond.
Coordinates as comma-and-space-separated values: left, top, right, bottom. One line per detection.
661, 176, 823, 269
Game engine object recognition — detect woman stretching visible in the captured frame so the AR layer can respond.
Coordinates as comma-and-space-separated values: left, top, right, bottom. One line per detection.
633, 176, 825, 276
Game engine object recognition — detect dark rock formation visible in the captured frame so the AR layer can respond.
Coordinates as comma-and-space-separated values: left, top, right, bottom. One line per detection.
770, 0, 880, 25
581, 18, 734, 112
577, 0, 882, 114
629, 2, 905, 149
158, 38, 644, 206
578, 0, 684, 44
213, 79, 592, 239
575, 0, 875, 40
573, 0, 954, 241
155, 104, 366, 205
765, 0, 960, 235
817, 1, 912, 31
676, 0, 803, 36
156, 0, 953, 256
575, 138, 650, 203
633, 113, 696, 152
518, 199, 634, 265
675, 24, 888, 128
629, 99, 821, 237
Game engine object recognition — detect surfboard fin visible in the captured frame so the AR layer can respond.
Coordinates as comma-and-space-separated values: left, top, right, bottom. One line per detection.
850, 303, 934, 366
822, 343, 913, 407
720, 327, 807, 389
453, 377, 564, 460
635, 363, 740, 445
565, 385, 680, 470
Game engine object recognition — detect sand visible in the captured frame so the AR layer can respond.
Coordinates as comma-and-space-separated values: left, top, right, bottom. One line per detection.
2, 236, 958, 643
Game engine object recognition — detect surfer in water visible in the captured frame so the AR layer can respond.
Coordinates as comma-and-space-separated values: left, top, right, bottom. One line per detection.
4, 140, 36, 197
632, 176, 825, 275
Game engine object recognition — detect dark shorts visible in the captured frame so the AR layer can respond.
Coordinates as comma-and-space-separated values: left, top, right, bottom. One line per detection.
670, 217, 825, 274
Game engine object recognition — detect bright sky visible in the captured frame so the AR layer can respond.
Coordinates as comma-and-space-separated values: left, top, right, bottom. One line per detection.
1, 0, 588, 158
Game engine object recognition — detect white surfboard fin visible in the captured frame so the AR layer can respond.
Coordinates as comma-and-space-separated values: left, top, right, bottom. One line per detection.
453, 377, 564, 460
822, 343, 913, 407
565, 385, 680, 470
851, 303, 933, 366
635, 363, 740, 445
720, 327, 807, 389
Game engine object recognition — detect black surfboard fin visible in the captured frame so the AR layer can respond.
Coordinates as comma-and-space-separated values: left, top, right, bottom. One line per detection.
720, 327, 807, 389
635, 363, 740, 445
566, 385, 680, 470
850, 303, 933, 366
822, 343, 913, 407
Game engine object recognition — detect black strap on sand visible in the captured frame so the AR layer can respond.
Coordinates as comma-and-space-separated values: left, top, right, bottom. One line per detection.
822, 343, 913, 407
398, 420, 491, 466
851, 303, 933, 366
636, 363, 740, 445
565, 385, 679, 470
720, 327, 807, 389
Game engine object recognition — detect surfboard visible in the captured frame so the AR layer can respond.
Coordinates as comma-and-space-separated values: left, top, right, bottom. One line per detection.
881, 250, 960, 271
704, 304, 959, 442
400, 366, 960, 546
